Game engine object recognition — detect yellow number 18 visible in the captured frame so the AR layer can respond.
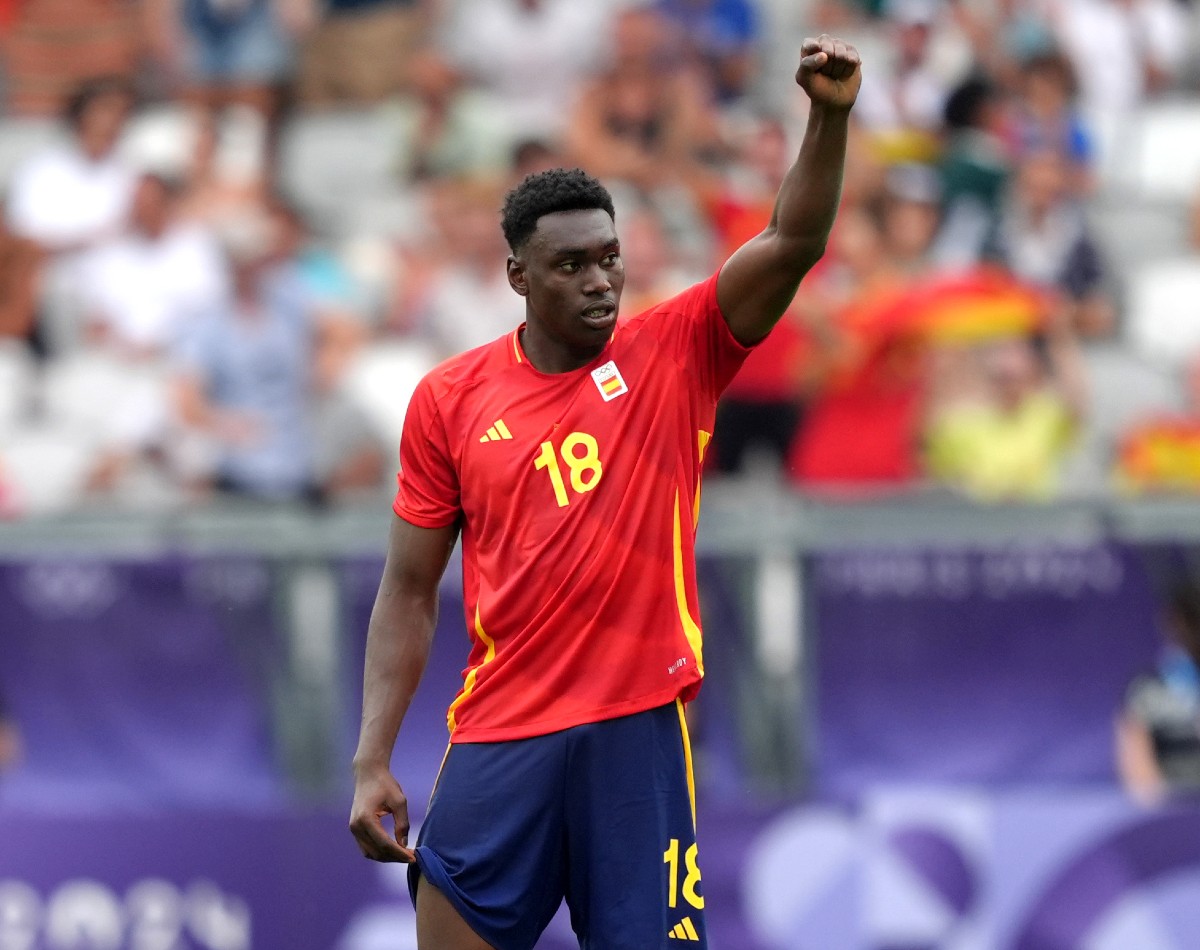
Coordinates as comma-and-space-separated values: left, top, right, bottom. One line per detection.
534, 432, 603, 507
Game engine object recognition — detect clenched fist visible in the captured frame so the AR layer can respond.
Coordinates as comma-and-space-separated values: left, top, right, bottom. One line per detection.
796, 34, 862, 112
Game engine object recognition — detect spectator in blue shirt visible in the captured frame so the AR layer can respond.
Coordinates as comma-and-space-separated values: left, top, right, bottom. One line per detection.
656, 0, 760, 102
172, 230, 319, 501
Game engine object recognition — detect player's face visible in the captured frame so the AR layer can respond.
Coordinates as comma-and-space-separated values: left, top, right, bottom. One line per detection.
509, 209, 625, 357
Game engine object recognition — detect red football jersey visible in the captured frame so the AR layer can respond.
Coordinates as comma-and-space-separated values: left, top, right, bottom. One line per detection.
393, 274, 750, 742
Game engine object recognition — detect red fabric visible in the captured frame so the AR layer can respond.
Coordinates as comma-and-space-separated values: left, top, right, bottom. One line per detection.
787, 341, 925, 485
785, 277, 926, 486
394, 275, 751, 743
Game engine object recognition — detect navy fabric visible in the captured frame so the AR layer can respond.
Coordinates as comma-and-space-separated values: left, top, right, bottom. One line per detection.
409, 703, 706, 949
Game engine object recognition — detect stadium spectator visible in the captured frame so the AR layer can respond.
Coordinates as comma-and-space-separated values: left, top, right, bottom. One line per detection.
935, 75, 1010, 267
144, 0, 310, 117
0, 211, 42, 342
1008, 51, 1094, 193
1117, 583, 1200, 804
881, 162, 943, 274
176, 108, 270, 235
76, 172, 229, 357
990, 150, 1114, 339
565, 6, 723, 202
170, 199, 382, 502
144, 0, 312, 183
786, 205, 927, 489
655, 0, 760, 103
440, 0, 617, 145
297, 0, 430, 105
412, 176, 526, 356
0, 0, 140, 115
1050, 0, 1188, 114
952, 0, 1058, 86
616, 204, 700, 316
171, 226, 322, 502
391, 51, 512, 183
6, 77, 137, 254
1114, 357, 1200, 494
852, 0, 967, 164
924, 310, 1088, 500
268, 195, 388, 499
509, 139, 568, 184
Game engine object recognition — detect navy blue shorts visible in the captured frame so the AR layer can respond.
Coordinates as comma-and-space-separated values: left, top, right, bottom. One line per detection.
408, 701, 706, 949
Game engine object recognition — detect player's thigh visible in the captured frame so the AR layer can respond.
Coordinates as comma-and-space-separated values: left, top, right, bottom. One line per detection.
564, 702, 706, 949
416, 874, 496, 950
411, 737, 569, 949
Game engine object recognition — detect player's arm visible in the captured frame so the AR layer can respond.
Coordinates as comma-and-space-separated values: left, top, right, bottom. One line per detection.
349, 514, 459, 863
1114, 711, 1166, 806
716, 35, 861, 346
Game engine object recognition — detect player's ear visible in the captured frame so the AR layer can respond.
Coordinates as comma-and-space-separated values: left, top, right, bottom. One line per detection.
507, 256, 528, 297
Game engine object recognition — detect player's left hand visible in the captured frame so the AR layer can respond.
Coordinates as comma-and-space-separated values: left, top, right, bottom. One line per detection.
796, 34, 862, 111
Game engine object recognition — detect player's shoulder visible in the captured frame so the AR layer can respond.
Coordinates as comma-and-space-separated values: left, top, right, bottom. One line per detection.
618, 272, 721, 335
416, 331, 519, 406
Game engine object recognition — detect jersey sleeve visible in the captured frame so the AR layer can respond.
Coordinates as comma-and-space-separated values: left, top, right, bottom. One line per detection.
392, 375, 461, 528
644, 271, 753, 400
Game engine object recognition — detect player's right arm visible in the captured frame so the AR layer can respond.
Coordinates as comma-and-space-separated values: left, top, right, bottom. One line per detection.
349, 514, 459, 863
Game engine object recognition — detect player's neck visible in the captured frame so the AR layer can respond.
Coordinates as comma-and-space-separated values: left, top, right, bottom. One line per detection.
519, 326, 607, 374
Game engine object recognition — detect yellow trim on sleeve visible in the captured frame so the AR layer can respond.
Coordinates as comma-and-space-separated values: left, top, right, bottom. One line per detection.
672, 490, 704, 676
446, 607, 497, 734
676, 698, 697, 829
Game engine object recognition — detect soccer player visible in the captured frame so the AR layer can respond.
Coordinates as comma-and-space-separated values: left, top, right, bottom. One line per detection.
349, 35, 861, 950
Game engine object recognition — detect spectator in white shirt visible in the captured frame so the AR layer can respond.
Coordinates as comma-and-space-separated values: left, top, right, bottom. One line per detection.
440, 0, 619, 145
78, 173, 230, 358
6, 77, 138, 254
1051, 0, 1188, 114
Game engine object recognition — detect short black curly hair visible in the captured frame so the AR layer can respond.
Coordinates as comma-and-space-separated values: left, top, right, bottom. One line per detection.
501, 168, 615, 253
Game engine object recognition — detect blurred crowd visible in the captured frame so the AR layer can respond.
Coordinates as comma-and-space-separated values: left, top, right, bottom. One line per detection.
1, 0, 1200, 515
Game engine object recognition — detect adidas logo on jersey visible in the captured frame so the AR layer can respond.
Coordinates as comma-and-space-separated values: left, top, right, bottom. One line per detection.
668, 917, 700, 941
479, 420, 513, 443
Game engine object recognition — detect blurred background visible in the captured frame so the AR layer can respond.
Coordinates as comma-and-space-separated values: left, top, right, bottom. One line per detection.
4, 0, 1200, 946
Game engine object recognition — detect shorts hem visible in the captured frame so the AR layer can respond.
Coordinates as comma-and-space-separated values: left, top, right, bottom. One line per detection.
408, 846, 515, 950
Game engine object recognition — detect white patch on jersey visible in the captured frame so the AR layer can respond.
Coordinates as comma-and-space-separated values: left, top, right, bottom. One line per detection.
591, 360, 628, 402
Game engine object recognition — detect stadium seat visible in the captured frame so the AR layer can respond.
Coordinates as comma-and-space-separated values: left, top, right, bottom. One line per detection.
1063, 343, 1186, 491
0, 423, 98, 515
40, 352, 171, 449
339, 340, 438, 451
1089, 198, 1189, 276
1079, 106, 1132, 194
1124, 102, 1200, 201
1125, 257, 1200, 366
278, 110, 406, 233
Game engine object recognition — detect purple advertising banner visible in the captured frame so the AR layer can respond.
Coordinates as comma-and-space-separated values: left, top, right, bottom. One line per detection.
0, 557, 283, 812
811, 543, 1164, 791
4, 793, 1200, 948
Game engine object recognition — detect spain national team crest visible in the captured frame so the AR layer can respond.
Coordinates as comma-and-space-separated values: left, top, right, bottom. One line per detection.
591, 360, 628, 402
